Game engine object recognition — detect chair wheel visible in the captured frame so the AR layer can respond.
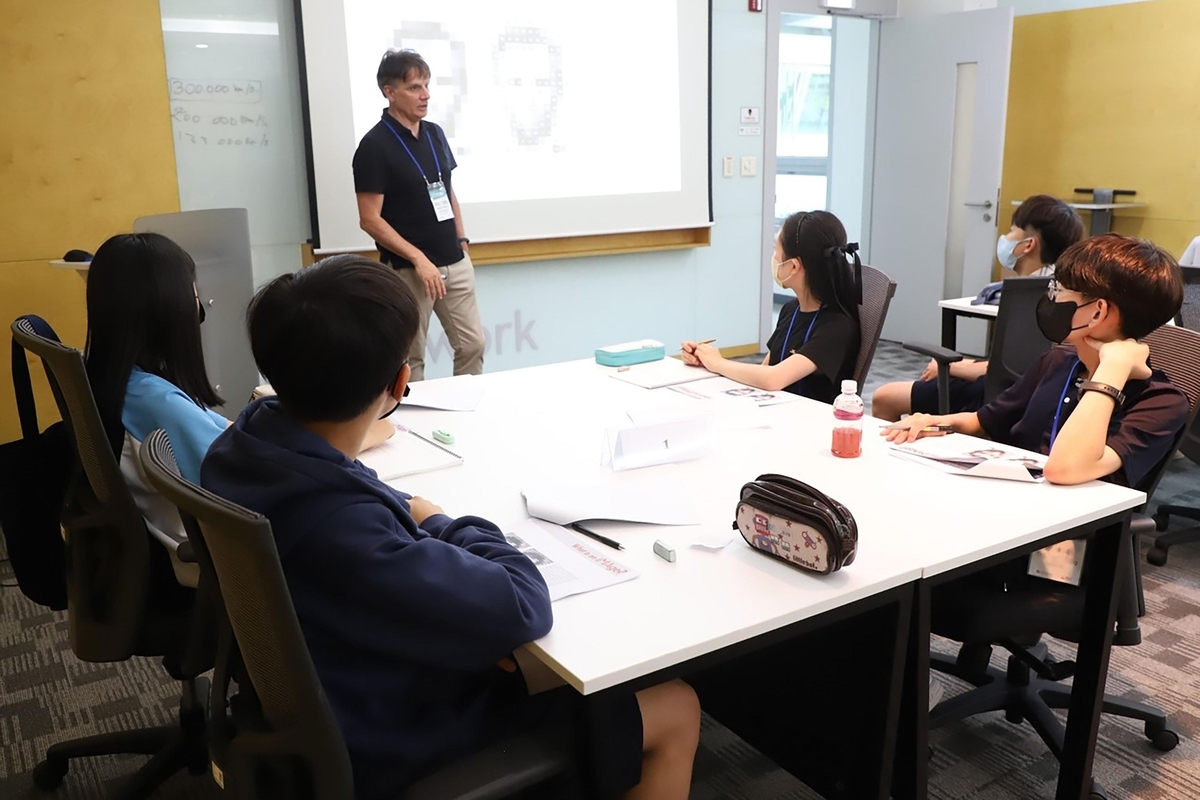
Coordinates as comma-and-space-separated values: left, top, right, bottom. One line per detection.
1153, 512, 1170, 532
1147, 546, 1169, 567
1146, 720, 1180, 752
32, 757, 68, 791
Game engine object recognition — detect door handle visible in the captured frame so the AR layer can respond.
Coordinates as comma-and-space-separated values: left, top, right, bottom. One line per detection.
964, 200, 993, 209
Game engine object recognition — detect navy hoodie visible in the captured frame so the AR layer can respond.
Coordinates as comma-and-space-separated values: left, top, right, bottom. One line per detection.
201, 399, 553, 799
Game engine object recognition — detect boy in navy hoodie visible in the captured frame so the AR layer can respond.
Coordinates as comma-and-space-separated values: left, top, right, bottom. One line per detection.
202, 255, 700, 800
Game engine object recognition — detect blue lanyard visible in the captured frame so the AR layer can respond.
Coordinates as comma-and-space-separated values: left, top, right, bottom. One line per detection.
778, 306, 822, 392
1049, 358, 1082, 448
381, 118, 442, 185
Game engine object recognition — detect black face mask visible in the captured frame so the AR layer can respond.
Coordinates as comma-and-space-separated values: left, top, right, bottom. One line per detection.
197, 301, 206, 325
1035, 293, 1097, 344
378, 374, 410, 420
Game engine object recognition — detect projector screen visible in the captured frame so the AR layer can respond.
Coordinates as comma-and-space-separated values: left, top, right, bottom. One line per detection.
296, 0, 711, 252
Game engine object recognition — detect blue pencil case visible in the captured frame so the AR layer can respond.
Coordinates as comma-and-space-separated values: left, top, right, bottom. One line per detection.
595, 339, 666, 367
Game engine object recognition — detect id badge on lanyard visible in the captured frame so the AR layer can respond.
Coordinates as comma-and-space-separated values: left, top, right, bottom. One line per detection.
428, 181, 454, 222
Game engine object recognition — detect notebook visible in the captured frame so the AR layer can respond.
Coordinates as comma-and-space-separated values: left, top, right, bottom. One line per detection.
358, 424, 464, 480
608, 357, 713, 390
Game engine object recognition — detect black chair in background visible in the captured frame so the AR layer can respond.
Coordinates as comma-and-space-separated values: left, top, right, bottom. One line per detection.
1148, 266, 1200, 565
905, 276, 1053, 414
138, 428, 574, 800
927, 324, 1200, 800
10, 319, 212, 799
852, 264, 898, 390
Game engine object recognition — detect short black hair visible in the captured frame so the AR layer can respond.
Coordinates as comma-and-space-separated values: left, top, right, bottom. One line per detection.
1056, 233, 1183, 339
1011, 195, 1085, 265
377, 49, 430, 92
248, 255, 420, 422
85, 233, 221, 456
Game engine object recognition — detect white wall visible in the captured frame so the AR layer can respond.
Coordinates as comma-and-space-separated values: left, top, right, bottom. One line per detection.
420, 0, 768, 378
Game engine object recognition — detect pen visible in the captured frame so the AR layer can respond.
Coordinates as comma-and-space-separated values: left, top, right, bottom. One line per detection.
696, 338, 716, 346
883, 423, 955, 435
569, 522, 624, 551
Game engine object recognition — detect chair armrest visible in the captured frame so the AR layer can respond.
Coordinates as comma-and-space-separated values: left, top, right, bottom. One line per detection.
903, 341, 964, 364
145, 521, 195, 562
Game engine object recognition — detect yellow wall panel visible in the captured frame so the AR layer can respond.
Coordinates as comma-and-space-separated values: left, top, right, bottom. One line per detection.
0, 0, 179, 262
0, 262, 87, 442
0, 0, 179, 439
1000, 0, 1200, 269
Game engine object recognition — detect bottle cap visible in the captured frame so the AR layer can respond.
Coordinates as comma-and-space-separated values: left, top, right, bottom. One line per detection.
841, 379, 857, 395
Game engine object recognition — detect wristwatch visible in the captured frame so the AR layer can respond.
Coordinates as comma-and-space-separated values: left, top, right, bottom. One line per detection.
1079, 380, 1126, 407
458, 237, 470, 245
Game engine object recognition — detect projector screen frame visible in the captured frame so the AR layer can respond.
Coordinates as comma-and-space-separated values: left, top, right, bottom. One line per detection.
291, 0, 713, 264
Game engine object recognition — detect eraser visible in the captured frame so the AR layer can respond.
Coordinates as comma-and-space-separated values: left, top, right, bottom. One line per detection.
653, 539, 676, 563
617, 366, 631, 372
432, 429, 455, 445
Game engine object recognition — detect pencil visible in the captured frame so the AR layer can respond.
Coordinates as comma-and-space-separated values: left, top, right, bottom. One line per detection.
569, 522, 624, 551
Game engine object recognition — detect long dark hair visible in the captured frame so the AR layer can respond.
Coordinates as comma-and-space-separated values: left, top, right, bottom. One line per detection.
85, 233, 222, 457
779, 210, 861, 322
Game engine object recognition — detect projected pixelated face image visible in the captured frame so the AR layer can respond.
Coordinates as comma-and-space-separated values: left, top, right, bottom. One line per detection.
494, 27, 564, 148
394, 23, 468, 138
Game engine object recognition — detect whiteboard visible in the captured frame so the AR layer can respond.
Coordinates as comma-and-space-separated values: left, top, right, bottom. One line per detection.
159, 0, 311, 285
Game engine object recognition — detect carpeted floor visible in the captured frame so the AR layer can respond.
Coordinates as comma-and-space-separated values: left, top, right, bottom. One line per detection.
1, 340, 1198, 799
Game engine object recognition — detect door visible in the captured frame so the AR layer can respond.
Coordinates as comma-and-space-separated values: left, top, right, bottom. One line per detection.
868, 7, 1013, 350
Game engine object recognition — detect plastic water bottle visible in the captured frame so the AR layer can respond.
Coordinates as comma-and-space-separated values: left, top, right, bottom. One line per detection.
831, 379, 863, 459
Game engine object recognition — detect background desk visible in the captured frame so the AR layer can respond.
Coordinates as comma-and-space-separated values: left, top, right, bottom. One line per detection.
384, 361, 1143, 799
938, 296, 998, 351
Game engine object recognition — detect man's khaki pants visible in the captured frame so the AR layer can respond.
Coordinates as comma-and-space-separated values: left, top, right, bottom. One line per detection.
395, 254, 485, 381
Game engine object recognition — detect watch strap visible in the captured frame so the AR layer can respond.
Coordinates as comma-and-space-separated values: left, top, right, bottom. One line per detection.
1079, 380, 1125, 406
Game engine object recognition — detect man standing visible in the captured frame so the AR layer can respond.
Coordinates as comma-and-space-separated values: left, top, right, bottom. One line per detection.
354, 49, 484, 380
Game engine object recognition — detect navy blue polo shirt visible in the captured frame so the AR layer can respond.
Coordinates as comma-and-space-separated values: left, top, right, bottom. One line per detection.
976, 345, 1189, 490
353, 111, 462, 269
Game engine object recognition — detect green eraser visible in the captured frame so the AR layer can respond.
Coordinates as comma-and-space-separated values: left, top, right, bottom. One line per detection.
432, 429, 455, 445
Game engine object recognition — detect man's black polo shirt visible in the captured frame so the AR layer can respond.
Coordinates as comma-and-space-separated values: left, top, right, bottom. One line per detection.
977, 344, 1189, 490
352, 110, 462, 269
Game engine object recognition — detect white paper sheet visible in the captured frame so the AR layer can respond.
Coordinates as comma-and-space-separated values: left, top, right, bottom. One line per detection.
402, 376, 485, 411
889, 436, 1046, 483
503, 519, 639, 602
608, 358, 714, 389
522, 481, 701, 526
359, 424, 464, 480
667, 376, 801, 407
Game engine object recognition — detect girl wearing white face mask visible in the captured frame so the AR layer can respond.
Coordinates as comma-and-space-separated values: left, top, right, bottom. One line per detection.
682, 210, 862, 403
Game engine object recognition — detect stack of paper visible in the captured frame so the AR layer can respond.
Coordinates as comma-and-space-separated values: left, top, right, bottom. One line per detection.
890, 436, 1046, 483
608, 358, 713, 389
503, 519, 639, 601
359, 424, 463, 480
522, 481, 701, 526
668, 376, 801, 407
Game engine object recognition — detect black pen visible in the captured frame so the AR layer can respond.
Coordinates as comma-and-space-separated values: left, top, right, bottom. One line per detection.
569, 522, 624, 551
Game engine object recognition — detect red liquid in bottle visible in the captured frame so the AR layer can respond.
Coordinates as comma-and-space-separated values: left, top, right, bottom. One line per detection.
831, 422, 862, 458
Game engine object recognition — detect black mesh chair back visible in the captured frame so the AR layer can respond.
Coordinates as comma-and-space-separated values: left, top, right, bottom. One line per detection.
981, 276, 1053, 404
1176, 266, 1200, 331
852, 265, 898, 388
10, 318, 153, 662
1141, 324, 1200, 493
139, 429, 356, 798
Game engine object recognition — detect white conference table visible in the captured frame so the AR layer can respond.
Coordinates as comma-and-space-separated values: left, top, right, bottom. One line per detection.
381, 359, 1143, 800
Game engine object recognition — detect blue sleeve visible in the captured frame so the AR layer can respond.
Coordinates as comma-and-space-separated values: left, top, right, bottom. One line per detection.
122, 376, 229, 483
297, 503, 553, 671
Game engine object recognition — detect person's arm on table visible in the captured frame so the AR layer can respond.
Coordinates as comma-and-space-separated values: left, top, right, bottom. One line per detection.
681, 341, 817, 391
881, 411, 985, 443
355, 192, 446, 300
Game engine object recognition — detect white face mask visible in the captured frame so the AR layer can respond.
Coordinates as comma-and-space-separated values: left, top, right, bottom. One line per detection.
771, 256, 792, 288
996, 235, 1032, 270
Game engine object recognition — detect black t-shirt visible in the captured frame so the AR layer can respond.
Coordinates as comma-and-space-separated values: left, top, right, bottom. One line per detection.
352, 112, 461, 269
765, 300, 860, 404
977, 345, 1189, 490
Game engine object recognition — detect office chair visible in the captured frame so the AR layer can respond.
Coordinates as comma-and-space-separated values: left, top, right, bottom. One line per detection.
10, 318, 213, 799
138, 428, 574, 800
905, 276, 1053, 414
927, 324, 1200, 799
851, 264, 898, 389
1148, 266, 1200, 565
